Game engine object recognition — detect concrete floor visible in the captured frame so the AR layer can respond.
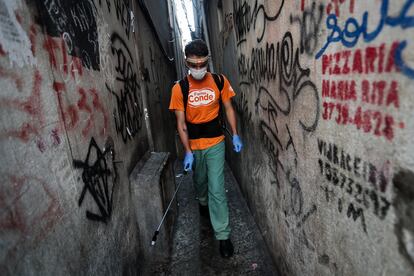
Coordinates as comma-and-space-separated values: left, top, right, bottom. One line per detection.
159, 162, 279, 275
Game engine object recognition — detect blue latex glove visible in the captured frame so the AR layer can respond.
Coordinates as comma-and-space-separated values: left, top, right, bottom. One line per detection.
232, 135, 243, 153
183, 152, 194, 171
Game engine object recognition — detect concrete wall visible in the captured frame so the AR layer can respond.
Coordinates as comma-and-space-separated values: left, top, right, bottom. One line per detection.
191, 0, 203, 39
172, 13, 187, 80
0, 0, 177, 274
203, 0, 414, 275
134, 2, 177, 156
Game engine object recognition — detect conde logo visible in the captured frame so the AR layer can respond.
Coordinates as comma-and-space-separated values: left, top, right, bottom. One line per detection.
188, 89, 216, 106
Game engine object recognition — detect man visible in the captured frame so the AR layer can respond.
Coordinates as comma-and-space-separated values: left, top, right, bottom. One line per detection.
169, 39, 243, 258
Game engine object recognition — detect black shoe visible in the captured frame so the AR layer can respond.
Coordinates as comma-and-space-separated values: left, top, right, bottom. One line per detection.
199, 204, 210, 219
219, 239, 234, 258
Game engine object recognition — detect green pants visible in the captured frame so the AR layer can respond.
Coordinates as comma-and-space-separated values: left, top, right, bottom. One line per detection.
193, 141, 230, 240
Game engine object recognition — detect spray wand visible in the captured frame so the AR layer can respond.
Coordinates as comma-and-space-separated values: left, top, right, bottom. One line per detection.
151, 171, 188, 246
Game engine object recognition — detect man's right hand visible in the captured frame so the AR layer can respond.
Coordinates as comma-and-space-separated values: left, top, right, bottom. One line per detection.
183, 152, 194, 171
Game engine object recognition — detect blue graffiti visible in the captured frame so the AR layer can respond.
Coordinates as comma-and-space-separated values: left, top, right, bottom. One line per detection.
315, 0, 414, 79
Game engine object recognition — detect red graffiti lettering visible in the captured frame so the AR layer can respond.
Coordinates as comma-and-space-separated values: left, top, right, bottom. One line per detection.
0, 44, 6, 56
14, 11, 22, 24
0, 70, 44, 142
326, 0, 355, 16
44, 36, 59, 69
50, 128, 61, 146
323, 79, 400, 108
90, 88, 109, 136
322, 41, 400, 76
29, 25, 37, 56
53, 82, 79, 130
0, 66, 24, 91
43, 36, 83, 82
322, 102, 397, 141
53, 82, 108, 138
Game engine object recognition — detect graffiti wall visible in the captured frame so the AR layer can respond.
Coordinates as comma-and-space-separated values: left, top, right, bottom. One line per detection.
205, 0, 414, 275
0, 0, 177, 274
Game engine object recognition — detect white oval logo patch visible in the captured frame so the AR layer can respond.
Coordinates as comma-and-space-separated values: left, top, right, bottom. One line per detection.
188, 89, 215, 107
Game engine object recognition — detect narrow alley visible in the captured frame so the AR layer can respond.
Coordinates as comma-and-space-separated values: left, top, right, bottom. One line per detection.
137, 160, 277, 275
166, 162, 277, 275
0, 0, 413, 275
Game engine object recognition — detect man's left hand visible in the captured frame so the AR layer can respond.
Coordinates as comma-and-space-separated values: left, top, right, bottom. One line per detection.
232, 135, 243, 153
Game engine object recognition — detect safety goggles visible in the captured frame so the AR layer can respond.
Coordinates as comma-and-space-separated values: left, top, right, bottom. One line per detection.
185, 56, 209, 69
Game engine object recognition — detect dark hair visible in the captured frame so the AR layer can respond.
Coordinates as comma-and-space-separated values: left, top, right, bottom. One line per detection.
184, 39, 209, 57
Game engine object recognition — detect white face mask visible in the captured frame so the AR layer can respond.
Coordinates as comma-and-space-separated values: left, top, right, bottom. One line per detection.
189, 66, 207, 80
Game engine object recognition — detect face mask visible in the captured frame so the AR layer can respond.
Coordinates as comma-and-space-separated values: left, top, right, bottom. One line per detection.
189, 66, 207, 80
